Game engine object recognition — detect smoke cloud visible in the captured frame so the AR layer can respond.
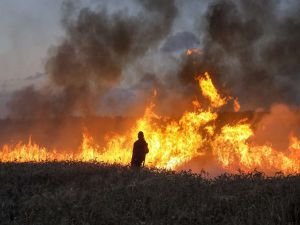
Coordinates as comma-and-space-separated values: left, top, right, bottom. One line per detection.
8, 0, 178, 118
179, 0, 300, 109
6, 0, 300, 118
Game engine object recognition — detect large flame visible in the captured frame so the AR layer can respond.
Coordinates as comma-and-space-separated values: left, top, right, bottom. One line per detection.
1, 72, 299, 174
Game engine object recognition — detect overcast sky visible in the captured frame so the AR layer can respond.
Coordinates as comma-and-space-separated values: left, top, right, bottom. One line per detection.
0, 0, 63, 90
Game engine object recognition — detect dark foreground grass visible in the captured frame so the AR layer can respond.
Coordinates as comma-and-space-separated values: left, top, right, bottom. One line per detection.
0, 162, 299, 225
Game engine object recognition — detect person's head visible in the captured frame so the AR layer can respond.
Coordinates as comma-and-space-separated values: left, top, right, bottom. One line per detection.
138, 131, 144, 140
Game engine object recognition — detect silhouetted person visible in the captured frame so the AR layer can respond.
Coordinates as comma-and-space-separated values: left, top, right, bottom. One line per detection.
131, 131, 149, 167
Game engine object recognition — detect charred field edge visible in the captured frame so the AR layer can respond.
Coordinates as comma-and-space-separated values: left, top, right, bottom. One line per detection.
0, 162, 299, 225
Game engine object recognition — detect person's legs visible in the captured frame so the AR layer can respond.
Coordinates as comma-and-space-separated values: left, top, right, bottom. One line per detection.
131, 160, 142, 168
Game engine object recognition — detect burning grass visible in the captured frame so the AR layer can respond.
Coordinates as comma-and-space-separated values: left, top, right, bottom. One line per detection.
0, 73, 300, 174
1, 73, 299, 175
0, 162, 300, 225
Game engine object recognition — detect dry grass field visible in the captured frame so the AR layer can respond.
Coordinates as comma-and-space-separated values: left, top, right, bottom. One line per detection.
0, 162, 299, 225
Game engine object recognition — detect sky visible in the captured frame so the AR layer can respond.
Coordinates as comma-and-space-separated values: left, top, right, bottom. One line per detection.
0, 0, 63, 91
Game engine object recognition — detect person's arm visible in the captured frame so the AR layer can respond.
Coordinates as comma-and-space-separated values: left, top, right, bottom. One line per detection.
145, 142, 149, 154
131, 143, 136, 164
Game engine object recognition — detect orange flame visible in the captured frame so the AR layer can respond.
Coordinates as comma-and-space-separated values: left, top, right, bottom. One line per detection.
197, 72, 227, 108
186, 48, 202, 56
1, 72, 299, 174
233, 98, 241, 112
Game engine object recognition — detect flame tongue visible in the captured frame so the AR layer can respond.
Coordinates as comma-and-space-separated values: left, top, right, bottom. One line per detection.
1, 72, 299, 175
197, 72, 227, 108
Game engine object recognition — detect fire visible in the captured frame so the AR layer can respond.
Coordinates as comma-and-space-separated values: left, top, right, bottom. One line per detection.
186, 48, 202, 55
78, 103, 217, 169
290, 135, 300, 150
233, 98, 241, 112
1, 72, 299, 175
211, 124, 299, 173
197, 72, 227, 108
0, 137, 73, 162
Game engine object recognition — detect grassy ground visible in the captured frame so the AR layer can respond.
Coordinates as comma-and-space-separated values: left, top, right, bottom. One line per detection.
0, 162, 299, 225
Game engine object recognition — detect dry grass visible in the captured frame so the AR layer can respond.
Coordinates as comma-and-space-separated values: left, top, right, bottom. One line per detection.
0, 162, 299, 225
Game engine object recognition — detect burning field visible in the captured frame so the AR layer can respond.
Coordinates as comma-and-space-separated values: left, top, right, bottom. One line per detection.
1, 0, 300, 224
1, 0, 300, 176
1, 72, 299, 175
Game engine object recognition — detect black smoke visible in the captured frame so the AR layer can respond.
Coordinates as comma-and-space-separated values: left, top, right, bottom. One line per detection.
179, 0, 300, 109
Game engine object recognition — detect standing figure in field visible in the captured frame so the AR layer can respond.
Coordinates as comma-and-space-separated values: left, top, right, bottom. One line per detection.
131, 131, 149, 167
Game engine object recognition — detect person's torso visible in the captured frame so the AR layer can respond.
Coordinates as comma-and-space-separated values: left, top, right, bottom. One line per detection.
134, 140, 147, 158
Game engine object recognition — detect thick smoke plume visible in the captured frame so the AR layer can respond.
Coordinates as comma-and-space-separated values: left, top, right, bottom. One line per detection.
7, 0, 300, 118
8, 0, 177, 118
179, 0, 300, 109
